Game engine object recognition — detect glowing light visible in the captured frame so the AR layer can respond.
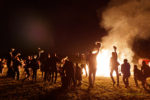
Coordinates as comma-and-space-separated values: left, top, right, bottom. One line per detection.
83, 49, 122, 77
96, 49, 111, 77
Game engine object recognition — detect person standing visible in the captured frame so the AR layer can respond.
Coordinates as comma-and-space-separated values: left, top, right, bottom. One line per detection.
121, 59, 131, 88
80, 53, 87, 77
12, 55, 22, 80
6, 48, 15, 78
75, 63, 82, 86
39, 52, 48, 81
141, 61, 150, 78
31, 55, 39, 81
0, 58, 3, 74
110, 46, 120, 86
24, 56, 32, 80
50, 53, 60, 83
88, 42, 101, 88
63, 58, 76, 88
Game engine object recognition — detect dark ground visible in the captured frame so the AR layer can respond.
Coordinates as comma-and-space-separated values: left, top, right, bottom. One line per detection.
0, 67, 150, 100
0, 72, 150, 100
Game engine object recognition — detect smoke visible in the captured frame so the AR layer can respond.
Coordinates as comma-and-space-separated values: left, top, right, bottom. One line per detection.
99, 0, 150, 64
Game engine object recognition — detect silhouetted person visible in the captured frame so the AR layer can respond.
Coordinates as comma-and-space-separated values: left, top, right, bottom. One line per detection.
59, 67, 67, 88
75, 63, 82, 86
134, 65, 145, 87
0, 58, 3, 74
50, 53, 60, 83
63, 59, 76, 88
141, 61, 150, 78
110, 46, 120, 86
6, 48, 15, 78
12, 56, 21, 80
31, 55, 39, 81
80, 53, 87, 77
88, 42, 100, 88
39, 52, 48, 81
24, 56, 32, 80
121, 59, 130, 88
44, 53, 51, 82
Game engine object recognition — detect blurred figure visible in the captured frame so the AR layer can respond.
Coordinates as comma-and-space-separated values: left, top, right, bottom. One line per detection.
59, 66, 67, 88
31, 55, 39, 81
141, 61, 150, 78
63, 58, 76, 88
12, 55, 22, 80
74, 52, 87, 77
0, 58, 3, 74
134, 65, 144, 87
121, 59, 131, 88
75, 63, 82, 86
49, 53, 60, 83
110, 46, 120, 86
41, 52, 52, 82
80, 53, 87, 77
88, 42, 101, 88
24, 56, 32, 80
39, 52, 48, 81
6, 48, 15, 78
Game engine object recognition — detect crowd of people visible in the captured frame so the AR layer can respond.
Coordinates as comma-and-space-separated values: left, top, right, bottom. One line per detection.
0, 43, 150, 90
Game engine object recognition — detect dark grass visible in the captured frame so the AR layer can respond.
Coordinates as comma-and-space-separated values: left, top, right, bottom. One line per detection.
0, 68, 150, 100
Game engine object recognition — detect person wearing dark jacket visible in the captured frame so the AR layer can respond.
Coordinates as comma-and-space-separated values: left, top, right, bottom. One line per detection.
134, 65, 144, 87
63, 59, 76, 88
39, 52, 48, 81
75, 63, 82, 86
12, 56, 22, 80
141, 61, 150, 78
24, 56, 32, 80
31, 55, 39, 81
0, 58, 3, 74
121, 59, 131, 88
6, 48, 15, 78
50, 53, 60, 83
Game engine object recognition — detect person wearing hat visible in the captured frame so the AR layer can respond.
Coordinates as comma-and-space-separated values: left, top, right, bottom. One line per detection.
121, 59, 131, 88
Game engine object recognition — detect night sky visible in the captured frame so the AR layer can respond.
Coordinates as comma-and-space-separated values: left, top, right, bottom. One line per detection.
0, 0, 150, 58
0, 0, 109, 56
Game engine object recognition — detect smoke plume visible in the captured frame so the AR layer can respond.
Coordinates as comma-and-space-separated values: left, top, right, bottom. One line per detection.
99, 0, 150, 64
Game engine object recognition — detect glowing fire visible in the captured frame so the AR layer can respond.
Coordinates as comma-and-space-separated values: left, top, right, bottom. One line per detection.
96, 49, 111, 76
83, 49, 122, 77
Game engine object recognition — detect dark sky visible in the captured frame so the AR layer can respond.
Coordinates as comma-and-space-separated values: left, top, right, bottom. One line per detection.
0, 0, 110, 56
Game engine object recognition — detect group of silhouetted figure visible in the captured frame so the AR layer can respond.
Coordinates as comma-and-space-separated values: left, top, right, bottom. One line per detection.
0, 43, 150, 90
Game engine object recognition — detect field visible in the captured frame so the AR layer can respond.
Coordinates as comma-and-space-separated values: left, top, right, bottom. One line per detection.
0, 67, 150, 100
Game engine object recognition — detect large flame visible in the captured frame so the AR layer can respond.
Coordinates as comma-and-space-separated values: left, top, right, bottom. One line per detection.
83, 49, 122, 77
96, 49, 111, 76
